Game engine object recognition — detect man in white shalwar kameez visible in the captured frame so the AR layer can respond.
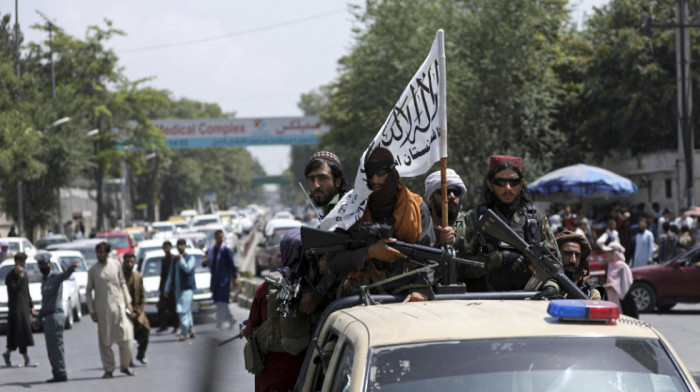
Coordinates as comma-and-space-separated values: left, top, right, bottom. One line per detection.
86, 242, 136, 378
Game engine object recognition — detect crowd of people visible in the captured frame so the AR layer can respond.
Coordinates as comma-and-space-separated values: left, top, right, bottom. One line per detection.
3, 234, 238, 383
544, 201, 699, 267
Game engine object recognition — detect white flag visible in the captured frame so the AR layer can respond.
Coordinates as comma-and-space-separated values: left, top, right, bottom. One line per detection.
321, 32, 445, 231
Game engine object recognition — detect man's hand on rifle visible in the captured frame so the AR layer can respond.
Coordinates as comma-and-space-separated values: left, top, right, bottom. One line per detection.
437, 226, 456, 245
502, 250, 530, 273
366, 238, 406, 263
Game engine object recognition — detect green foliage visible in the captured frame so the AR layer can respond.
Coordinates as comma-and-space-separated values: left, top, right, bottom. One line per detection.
320, 0, 569, 207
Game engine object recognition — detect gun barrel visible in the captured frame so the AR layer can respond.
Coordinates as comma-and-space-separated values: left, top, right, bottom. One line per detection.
390, 241, 484, 269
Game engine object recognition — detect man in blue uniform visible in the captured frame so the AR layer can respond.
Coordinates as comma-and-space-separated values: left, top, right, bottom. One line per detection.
32, 252, 77, 383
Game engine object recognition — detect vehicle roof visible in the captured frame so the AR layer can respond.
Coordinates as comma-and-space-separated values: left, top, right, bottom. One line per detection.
38, 233, 69, 239
137, 239, 172, 247
328, 300, 658, 348
97, 231, 129, 237
46, 239, 104, 249
151, 221, 176, 226
192, 214, 219, 220
0, 237, 31, 243
47, 250, 84, 258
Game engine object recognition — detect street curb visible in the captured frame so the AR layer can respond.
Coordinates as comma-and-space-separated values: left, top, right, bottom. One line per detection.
232, 277, 259, 310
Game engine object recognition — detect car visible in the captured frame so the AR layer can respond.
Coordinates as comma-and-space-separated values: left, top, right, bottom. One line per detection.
0, 256, 82, 330
272, 211, 296, 221
0, 237, 37, 257
48, 250, 90, 312
190, 224, 238, 253
629, 244, 700, 313
138, 249, 213, 319
45, 238, 109, 267
134, 238, 196, 271
255, 218, 303, 276
292, 295, 699, 392
217, 210, 244, 234
190, 214, 222, 229
123, 226, 147, 245
150, 221, 178, 239
96, 232, 136, 261
586, 249, 607, 285
35, 233, 70, 249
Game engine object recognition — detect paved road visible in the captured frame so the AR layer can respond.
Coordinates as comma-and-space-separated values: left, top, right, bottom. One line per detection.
2, 300, 699, 391
0, 304, 254, 391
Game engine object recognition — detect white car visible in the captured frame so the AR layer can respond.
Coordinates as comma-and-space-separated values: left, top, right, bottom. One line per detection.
138, 249, 213, 318
272, 211, 295, 221
134, 238, 197, 270
0, 237, 37, 258
0, 256, 82, 330
150, 221, 177, 239
217, 210, 244, 235
190, 214, 222, 229
49, 250, 89, 311
295, 296, 700, 392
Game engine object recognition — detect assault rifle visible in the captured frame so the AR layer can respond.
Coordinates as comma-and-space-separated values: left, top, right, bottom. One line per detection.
301, 223, 485, 270
217, 320, 248, 346
265, 271, 303, 318
477, 208, 587, 299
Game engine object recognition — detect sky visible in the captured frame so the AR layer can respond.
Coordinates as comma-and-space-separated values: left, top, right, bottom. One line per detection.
6, 0, 608, 175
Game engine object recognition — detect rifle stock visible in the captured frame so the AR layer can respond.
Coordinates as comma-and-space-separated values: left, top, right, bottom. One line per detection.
477, 208, 587, 299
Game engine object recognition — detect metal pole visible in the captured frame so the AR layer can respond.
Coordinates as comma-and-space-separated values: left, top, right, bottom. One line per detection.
14, 0, 24, 238
676, 0, 695, 210
50, 24, 55, 99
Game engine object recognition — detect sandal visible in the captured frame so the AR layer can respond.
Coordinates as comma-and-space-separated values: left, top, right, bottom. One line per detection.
178, 334, 186, 341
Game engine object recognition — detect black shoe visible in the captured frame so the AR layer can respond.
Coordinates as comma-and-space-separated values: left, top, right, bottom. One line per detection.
46, 375, 68, 383
137, 356, 148, 365
102, 371, 113, 379
129, 360, 136, 368
2, 352, 10, 367
156, 326, 168, 332
120, 368, 136, 376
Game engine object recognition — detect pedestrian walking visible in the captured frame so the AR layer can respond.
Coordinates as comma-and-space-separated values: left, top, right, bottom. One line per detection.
3, 252, 38, 368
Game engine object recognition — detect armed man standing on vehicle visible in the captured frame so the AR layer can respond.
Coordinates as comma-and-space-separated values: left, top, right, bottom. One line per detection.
461, 155, 561, 295
298, 151, 350, 315
326, 147, 437, 301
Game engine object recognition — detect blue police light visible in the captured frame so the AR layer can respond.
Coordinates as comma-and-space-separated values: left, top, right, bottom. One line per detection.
547, 300, 620, 321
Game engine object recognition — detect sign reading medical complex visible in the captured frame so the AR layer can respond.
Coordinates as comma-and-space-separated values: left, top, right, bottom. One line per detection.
152, 116, 330, 148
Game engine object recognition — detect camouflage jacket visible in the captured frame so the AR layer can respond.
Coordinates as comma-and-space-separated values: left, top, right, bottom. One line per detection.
457, 203, 561, 292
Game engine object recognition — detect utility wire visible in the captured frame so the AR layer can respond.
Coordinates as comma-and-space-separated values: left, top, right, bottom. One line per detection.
118, 8, 346, 54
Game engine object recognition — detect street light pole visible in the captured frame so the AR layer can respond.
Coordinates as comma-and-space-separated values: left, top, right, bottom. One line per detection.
14, 0, 23, 237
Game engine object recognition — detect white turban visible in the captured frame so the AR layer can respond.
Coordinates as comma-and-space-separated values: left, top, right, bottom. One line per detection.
424, 168, 467, 199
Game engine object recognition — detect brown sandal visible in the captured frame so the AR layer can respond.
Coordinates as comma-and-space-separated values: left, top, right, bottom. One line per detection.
178, 334, 186, 341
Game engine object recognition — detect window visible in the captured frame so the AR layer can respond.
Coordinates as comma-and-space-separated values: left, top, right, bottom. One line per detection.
666, 179, 673, 198
330, 342, 355, 392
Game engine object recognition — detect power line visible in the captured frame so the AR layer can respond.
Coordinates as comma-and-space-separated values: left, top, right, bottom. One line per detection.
117, 8, 347, 54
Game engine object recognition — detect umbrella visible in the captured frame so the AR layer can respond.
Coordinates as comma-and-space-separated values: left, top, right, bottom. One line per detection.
527, 164, 638, 197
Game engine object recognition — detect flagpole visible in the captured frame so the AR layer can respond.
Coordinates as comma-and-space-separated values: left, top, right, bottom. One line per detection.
437, 29, 449, 229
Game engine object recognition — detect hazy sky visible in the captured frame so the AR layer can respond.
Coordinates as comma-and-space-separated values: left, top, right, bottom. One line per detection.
7, 0, 608, 175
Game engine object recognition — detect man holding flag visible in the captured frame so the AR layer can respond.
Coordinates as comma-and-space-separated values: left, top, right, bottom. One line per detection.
326, 147, 437, 301
319, 30, 448, 301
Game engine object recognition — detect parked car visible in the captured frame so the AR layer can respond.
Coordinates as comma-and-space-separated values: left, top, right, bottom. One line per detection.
45, 238, 107, 267
138, 249, 213, 319
0, 237, 37, 257
256, 218, 303, 276
49, 250, 90, 312
150, 221, 178, 239
293, 295, 699, 392
35, 233, 70, 249
0, 255, 82, 330
96, 232, 136, 262
123, 226, 147, 246
629, 244, 700, 313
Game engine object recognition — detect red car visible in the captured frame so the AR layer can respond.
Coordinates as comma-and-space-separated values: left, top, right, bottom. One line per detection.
586, 249, 607, 286
96, 232, 136, 262
629, 244, 700, 312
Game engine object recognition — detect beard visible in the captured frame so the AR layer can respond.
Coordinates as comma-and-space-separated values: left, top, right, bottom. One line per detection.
494, 193, 521, 218
312, 191, 335, 208
432, 199, 459, 223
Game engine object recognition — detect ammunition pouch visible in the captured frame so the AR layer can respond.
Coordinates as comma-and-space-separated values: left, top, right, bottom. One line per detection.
244, 335, 266, 374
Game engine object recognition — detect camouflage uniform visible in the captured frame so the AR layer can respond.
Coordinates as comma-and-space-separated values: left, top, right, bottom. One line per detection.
457, 204, 561, 292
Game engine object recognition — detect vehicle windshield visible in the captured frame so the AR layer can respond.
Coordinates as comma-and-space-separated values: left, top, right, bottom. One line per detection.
102, 236, 129, 249
4, 242, 20, 252
0, 262, 59, 284
367, 337, 691, 392
141, 254, 206, 278
37, 237, 67, 249
153, 225, 174, 232
192, 218, 218, 227
57, 256, 87, 272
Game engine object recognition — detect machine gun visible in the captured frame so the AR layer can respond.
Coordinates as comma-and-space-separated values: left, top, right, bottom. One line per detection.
477, 208, 587, 299
301, 223, 485, 269
217, 320, 248, 346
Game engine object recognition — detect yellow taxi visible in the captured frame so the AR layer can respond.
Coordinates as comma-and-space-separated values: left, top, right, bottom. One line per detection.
294, 296, 699, 392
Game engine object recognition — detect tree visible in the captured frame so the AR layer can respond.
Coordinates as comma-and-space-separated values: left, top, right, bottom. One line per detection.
557, 0, 694, 161
319, 0, 570, 207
